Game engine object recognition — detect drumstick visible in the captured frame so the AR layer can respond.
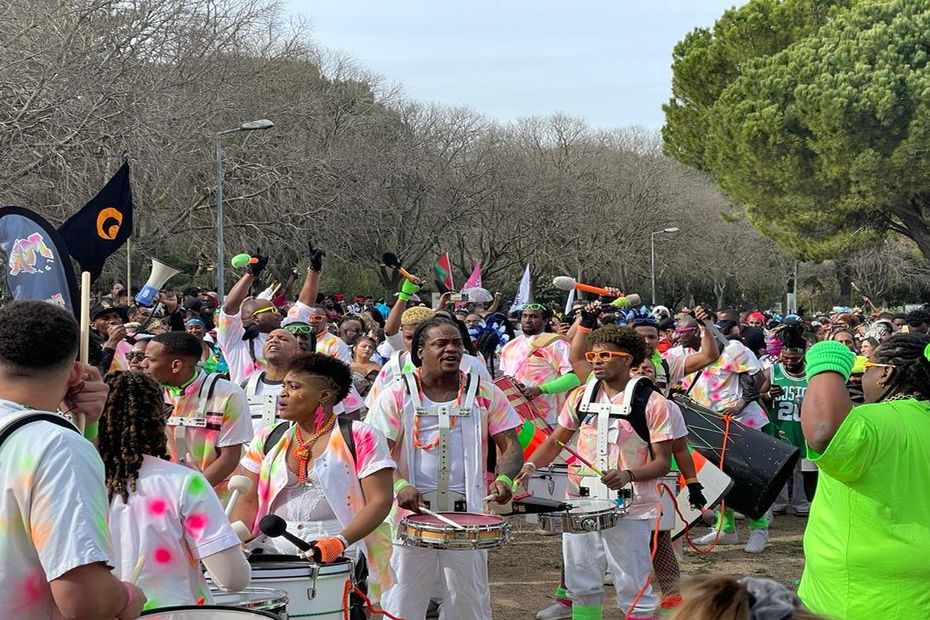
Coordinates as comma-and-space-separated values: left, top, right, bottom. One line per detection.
557, 440, 606, 477
483, 493, 498, 502
129, 555, 145, 584
418, 506, 466, 530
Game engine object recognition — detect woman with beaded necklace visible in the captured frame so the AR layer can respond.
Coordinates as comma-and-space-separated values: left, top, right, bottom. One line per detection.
798, 334, 930, 620
230, 352, 396, 601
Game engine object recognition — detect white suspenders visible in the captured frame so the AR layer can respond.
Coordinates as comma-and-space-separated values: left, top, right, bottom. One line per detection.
244, 371, 278, 427
401, 371, 480, 511
167, 373, 221, 466
575, 376, 648, 501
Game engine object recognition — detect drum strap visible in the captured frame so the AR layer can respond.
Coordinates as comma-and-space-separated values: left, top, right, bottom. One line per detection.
244, 371, 279, 426
168, 373, 222, 466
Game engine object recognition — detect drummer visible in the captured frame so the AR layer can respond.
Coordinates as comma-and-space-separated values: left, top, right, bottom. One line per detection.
518, 325, 674, 620
231, 353, 397, 602
500, 303, 579, 427
366, 316, 524, 619
100, 371, 250, 609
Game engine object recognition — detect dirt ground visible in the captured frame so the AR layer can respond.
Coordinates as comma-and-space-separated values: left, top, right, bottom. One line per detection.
488, 512, 807, 619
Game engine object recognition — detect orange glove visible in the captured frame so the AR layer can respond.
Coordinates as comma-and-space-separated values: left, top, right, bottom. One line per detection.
312, 536, 347, 563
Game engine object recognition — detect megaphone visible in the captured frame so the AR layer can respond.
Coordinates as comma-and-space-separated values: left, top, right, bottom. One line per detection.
134, 258, 182, 307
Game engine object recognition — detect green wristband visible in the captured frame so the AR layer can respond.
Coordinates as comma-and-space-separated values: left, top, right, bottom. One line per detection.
393, 478, 411, 493
805, 340, 856, 383
83, 421, 99, 441
397, 292, 411, 302
496, 474, 516, 491
539, 372, 581, 395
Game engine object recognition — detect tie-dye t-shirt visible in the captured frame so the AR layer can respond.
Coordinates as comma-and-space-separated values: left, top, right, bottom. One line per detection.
0, 402, 113, 619
216, 301, 313, 384
164, 371, 253, 485
499, 334, 573, 425
241, 420, 396, 600
364, 351, 491, 409
664, 341, 763, 412
557, 385, 674, 520
108, 455, 241, 610
317, 331, 352, 363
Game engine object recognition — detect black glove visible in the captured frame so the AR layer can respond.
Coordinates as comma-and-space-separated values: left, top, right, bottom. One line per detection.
248, 248, 269, 279
579, 306, 599, 329
687, 481, 707, 510
308, 240, 325, 272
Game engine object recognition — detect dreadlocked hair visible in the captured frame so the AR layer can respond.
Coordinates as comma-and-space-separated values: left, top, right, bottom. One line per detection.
410, 316, 463, 367
874, 334, 930, 400
588, 325, 647, 366
99, 371, 168, 503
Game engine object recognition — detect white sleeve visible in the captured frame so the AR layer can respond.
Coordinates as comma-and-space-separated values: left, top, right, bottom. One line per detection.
180, 472, 242, 559
385, 331, 405, 354
667, 402, 688, 440
215, 310, 245, 352
32, 431, 114, 580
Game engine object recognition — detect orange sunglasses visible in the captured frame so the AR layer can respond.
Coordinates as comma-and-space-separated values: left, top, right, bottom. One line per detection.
584, 350, 632, 363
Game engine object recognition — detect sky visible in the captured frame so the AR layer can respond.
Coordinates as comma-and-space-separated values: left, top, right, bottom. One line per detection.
285, 1, 744, 130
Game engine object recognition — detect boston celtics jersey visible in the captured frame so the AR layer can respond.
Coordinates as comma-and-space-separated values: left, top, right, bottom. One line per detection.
766, 363, 808, 449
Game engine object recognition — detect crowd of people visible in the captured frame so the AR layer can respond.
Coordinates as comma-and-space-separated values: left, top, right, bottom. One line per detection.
1, 244, 928, 620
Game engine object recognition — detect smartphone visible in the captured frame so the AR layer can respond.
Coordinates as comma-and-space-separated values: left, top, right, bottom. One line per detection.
449, 293, 464, 302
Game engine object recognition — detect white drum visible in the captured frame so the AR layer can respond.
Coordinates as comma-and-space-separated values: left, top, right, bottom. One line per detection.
210, 588, 288, 616
142, 608, 279, 619
525, 463, 569, 524
212, 554, 353, 620
658, 475, 680, 531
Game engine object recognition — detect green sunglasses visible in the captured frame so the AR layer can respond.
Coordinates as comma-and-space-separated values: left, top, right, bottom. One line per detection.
283, 322, 314, 335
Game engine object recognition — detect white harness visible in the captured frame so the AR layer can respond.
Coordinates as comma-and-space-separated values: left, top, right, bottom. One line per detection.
575, 375, 650, 501
401, 371, 481, 512
244, 371, 278, 427
166, 373, 222, 466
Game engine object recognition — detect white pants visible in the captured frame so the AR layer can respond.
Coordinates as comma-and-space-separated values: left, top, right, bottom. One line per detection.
563, 518, 656, 615
381, 544, 491, 619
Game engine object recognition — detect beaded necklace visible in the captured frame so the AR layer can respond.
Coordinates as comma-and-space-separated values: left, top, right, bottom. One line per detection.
293, 415, 336, 485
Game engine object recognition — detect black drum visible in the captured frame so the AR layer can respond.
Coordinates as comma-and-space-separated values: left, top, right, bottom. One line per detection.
673, 395, 801, 520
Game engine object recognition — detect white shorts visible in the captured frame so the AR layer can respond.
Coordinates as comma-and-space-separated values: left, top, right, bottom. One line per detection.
800, 457, 818, 472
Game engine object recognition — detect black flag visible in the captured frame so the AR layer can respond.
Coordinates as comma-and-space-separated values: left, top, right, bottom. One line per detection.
59, 162, 133, 281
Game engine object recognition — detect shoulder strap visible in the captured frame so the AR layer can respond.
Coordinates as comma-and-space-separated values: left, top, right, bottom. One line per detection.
243, 371, 264, 395
263, 421, 291, 456
338, 416, 357, 463
627, 379, 656, 457
529, 333, 569, 351
197, 373, 222, 415
0, 412, 77, 449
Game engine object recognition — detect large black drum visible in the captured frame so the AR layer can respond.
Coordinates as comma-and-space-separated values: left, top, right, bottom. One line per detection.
673, 395, 800, 520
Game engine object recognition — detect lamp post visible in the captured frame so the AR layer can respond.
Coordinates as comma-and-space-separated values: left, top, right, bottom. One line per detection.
651, 226, 680, 305
214, 119, 274, 303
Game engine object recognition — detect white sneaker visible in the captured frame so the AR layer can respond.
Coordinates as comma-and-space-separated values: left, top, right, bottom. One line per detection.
744, 529, 769, 554
692, 529, 739, 546
536, 601, 573, 620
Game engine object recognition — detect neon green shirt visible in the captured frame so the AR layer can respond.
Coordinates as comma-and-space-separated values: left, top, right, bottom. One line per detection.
799, 399, 930, 620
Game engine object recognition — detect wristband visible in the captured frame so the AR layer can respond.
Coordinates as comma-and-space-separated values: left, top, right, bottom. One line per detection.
805, 341, 855, 383
576, 325, 592, 334
524, 462, 538, 473
624, 469, 636, 482
397, 292, 411, 302
539, 372, 582, 395
122, 582, 136, 615
496, 474, 516, 491
394, 478, 411, 493
684, 477, 699, 484
335, 534, 350, 549
84, 421, 99, 441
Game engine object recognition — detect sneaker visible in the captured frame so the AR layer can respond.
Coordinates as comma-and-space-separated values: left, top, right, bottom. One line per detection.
692, 529, 739, 546
771, 506, 788, 516
536, 601, 573, 620
744, 529, 769, 554
426, 599, 440, 619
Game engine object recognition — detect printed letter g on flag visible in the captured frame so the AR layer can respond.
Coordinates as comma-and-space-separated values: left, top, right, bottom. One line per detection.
96, 207, 123, 240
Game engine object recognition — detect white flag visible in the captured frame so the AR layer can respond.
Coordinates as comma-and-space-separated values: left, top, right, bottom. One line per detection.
509, 264, 531, 314
564, 286, 576, 316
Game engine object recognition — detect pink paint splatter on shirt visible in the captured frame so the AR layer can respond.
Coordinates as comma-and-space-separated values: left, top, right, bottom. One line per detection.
20, 571, 45, 606
148, 498, 168, 516
154, 547, 173, 564
185, 513, 208, 537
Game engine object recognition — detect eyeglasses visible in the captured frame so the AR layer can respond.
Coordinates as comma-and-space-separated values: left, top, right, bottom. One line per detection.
283, 323, 314, 335
584, 350, 633, 363
128, 352, 146, 362
251, 306, 280, 318
523, 303, 547, 311
862, 361, 895, 371
307, 315, 327, 322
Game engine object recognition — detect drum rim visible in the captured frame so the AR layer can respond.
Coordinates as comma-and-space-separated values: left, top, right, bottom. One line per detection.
403, 512, 504, 528
247, 556, 354, 576
209, 587, 289, 608
141, 604, 281, 618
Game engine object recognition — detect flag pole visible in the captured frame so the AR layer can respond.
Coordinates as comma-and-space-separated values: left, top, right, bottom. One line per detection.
126, 238, 131, 293
76, 271, 91, 434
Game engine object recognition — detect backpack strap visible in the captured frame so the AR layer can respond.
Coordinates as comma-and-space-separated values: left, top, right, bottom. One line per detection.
0, 412, 76, 449
263, 421, 291, 457
338, 416, 357, 463
626, 378, 656, 459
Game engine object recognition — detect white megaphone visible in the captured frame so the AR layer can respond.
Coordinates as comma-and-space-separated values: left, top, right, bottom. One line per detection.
134, 258, 182, 307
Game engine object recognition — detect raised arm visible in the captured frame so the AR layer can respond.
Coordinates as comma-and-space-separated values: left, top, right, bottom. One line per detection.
384, 279, 420, 337
682, 307, 721, 375
800, 341, 856, 452
296, 240, 325, 307
569, 304, 598, 381
223, 249, 268, 315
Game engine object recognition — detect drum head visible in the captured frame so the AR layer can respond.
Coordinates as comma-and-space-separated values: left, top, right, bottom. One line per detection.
141, 606, 280, 618
405, 512, 502, 527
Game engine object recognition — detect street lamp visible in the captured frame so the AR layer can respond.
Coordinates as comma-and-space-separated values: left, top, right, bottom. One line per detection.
214, 119, 274, 303
651, 226, 680, 305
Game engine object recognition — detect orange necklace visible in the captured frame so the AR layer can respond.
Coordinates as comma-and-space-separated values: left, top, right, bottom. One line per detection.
412, 370, 465, 451
293, 415, 336, 484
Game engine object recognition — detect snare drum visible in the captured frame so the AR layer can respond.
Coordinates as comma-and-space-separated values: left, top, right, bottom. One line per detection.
538, 498, 622, 534
141, 607, 279, 619
525, 464, 569, 524
398, 512, 511, 550
210, 554, 353, 620
210, 588, 288, 616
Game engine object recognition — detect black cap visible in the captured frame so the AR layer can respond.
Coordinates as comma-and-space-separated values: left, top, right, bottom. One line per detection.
90, 305, 121, 321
